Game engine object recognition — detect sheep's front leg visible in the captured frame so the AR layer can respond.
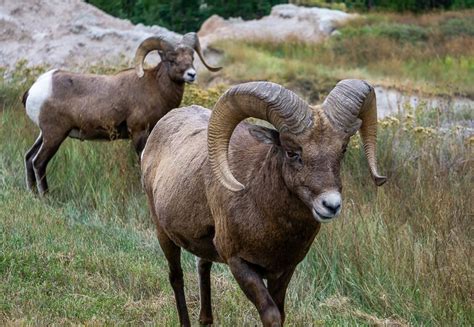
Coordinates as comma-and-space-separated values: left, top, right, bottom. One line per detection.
228, 257, 281, 327
197, 258, 213, 325
267, 266, 296, 325
131, 129, 149, 156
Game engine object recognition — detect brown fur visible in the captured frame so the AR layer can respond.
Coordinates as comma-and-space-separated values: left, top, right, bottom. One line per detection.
24, 46, 196, 195
141, 104, 350, 326
48, 63, 183, 143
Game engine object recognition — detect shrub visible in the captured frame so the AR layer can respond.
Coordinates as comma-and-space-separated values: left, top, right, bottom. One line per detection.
440, 17, 474, 37
181, 84, 228, 109
339, 22, 429, 43
292, 0, 348, 11
376, 23, 428, 42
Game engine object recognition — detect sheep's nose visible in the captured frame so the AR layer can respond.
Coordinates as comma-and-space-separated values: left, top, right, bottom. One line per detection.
187, 71, 196, 78
322, 199, 341, 215
320, 191, 342, 215
312, 191, 342, 223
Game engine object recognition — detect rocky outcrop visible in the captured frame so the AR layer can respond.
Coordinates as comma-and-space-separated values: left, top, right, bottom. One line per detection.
0, 0, 179, 70
198, 4, 354, 46
0, 1, 353, 71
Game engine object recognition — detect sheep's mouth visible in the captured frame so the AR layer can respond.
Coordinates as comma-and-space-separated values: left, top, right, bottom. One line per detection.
312, 208, 336, 223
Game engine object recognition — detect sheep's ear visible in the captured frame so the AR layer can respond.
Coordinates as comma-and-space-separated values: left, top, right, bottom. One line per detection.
160, 50, 175, 60
249, 125, 281, 146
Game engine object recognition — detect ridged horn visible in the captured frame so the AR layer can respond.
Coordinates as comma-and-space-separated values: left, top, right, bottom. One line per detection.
181, 32, 222, 72
208, 82, 313, 191
134, 35, 174, 78
323, 79, 387, 186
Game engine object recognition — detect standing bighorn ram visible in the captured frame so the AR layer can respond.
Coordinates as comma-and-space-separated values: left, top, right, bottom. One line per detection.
23, 32, 221, 195
141, 80, 386, 326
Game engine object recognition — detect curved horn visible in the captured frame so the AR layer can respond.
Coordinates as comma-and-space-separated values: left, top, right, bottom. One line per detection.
208, 82, 313, 191
181, 32, 222, 72
134, 35, 174, 78
323, 79, 387, 186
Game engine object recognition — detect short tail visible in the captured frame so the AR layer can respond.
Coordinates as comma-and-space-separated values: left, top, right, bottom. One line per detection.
22, 90, 29, 107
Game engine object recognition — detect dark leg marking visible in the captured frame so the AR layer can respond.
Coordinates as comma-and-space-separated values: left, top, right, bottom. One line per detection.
32, 132, 67, 195
198, 258, 213, 325
25, 132, 43, 191
156, 227, 191, 327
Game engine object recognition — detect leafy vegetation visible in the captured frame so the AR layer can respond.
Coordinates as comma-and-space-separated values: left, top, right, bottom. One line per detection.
85, 0, 286, 33
296, 0, 474, 11
86, 0, 474, 35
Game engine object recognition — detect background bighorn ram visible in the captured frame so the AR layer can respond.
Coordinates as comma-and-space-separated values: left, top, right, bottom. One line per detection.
22, 32, 221, 195
141, 80, 387, 326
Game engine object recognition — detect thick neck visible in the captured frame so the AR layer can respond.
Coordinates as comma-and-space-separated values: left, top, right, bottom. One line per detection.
226, 141, 321, 267
152, 62, 185, 110
240, 143, 317, 228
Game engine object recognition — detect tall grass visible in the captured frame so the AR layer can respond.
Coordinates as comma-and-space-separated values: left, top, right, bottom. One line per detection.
1, 43, 473, 325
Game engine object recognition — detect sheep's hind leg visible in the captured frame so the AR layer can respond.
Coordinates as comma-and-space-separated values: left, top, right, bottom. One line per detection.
156, 226, 191, 327
25, 132, 43, 191
197, 258, 213, 325
228, 257, 281, 327
32, 131, 67, 195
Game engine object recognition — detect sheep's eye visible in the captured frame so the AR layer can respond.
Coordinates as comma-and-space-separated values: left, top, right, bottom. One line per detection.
286, 151, 300, 160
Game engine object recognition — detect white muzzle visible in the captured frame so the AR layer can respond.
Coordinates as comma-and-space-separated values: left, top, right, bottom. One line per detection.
183, 68, 197, 83
311, 191, 342, 223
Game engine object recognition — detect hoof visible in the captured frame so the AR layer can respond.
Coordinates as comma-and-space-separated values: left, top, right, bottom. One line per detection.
199, 316, 213, 326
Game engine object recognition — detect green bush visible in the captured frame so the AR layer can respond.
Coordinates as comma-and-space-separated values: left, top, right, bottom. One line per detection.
376, 23, 428, 42
340, 22, 428, 43
440, 17, 474, 37
86, 0, 287, 34
337, 0, 473, 11
291, 0, 348, 11
452, 0, 474, 8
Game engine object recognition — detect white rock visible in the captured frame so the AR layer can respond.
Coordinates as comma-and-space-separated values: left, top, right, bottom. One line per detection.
198, 4, 355, 47
0, 0, 179, 71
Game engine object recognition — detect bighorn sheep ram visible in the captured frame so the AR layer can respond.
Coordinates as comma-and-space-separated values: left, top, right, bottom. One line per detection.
141, 80, 387, 326
23, 32, 221, 194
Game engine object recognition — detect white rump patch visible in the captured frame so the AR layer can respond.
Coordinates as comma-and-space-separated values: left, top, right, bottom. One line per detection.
25, 69, 57, 126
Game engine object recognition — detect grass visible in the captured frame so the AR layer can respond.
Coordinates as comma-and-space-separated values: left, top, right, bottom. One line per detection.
1, 11, 473, 324
212, 10, 474, 99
